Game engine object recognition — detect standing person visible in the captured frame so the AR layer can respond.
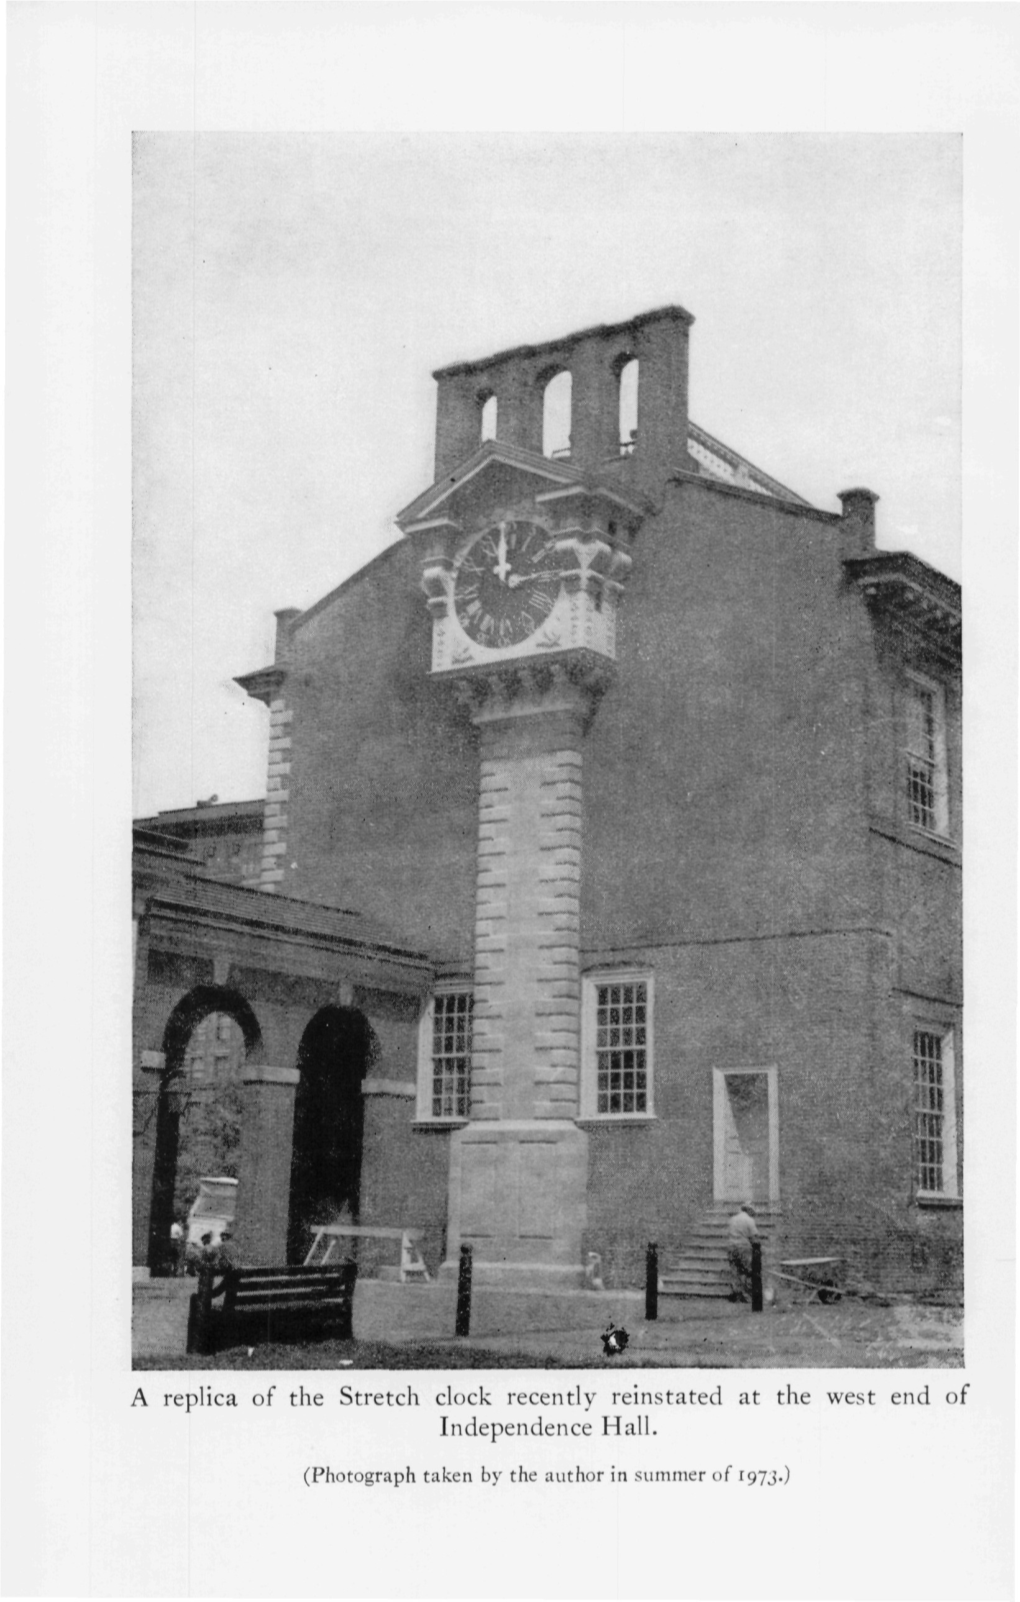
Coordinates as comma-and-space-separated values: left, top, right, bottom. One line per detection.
192, 1232, 223, 1355
727, 1203, 758, 1302
169, 1219, 185, 1277
195, 1231, 218, 1292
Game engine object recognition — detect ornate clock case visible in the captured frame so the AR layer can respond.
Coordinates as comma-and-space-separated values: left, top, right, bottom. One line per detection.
399, 445, 644, 683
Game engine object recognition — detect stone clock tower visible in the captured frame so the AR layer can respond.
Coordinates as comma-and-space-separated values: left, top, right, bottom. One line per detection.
397, 307, 692, 1289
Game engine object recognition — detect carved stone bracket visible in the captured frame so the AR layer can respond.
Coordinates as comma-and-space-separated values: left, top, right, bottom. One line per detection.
451, 651, 615, 727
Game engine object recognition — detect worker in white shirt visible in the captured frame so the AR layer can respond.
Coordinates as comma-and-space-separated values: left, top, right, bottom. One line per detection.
727, 1203, 759, 1302
169, 1219, 185, 1276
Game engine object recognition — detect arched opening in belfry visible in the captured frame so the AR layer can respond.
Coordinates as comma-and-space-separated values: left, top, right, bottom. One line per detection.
616, 356, 639, 454
479, 391, 497, 443
286, 1006, 375, 1264
541, 368, 572, 459
148, 986, 262, 1275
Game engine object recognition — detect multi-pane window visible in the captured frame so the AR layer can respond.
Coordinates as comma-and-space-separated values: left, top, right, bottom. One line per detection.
913, 1027, 958, 1197
905, 675, 948, 835
427, 992, 473, 1120
183, 1012, 245, 1085
594, 979, 650, 1116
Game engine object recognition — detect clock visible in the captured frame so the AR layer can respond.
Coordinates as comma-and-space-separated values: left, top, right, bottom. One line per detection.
453, 520, 561, 649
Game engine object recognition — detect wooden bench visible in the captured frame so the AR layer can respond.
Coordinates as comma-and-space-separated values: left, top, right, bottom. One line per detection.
304, 1224, 430, 1283
186, 1264, 357, 1354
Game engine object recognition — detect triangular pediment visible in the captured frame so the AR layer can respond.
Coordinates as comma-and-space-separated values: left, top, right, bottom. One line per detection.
396, 440, 589, 534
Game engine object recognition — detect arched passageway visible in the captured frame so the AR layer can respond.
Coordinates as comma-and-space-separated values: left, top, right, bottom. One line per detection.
616, 356, 639, 453
287, 1006, 375, 1263
148, 986, 262, 1274
541, 368, 572, 458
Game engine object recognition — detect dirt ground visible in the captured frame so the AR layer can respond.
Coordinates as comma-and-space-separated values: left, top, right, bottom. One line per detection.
133, 1279, 962, 1370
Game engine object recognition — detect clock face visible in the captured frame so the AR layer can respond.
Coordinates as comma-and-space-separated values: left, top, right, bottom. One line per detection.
453, 520, 561, 648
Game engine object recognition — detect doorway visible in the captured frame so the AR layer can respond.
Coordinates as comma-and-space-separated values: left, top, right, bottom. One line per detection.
286, 1007, 374, 1263
713, 1067, 779, 1205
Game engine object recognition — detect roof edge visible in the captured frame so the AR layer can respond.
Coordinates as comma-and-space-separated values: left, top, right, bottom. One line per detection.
843, 551, 961, 607
395, 438, 589, 528
668, 467, 834, 521
433, 304, 695, 380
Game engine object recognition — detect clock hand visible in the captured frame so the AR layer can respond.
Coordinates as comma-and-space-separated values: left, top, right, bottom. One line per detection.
494, 526, 511, 584
507, 570, 559, 588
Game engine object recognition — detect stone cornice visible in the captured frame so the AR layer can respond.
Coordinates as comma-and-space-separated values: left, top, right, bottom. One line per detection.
144, 882, 431, 973
397, 439, 653, 535
134, 840, 433, 989
133, 827, 193, 857
844, 552, 961, 666
234, 663, 287, 706
533, 480, 648, 527
397, 440, 585, 530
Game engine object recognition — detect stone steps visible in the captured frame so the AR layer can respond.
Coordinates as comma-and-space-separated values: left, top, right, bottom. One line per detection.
660, 1207, 781, 1300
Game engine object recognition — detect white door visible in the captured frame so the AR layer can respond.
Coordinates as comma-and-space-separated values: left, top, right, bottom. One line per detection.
715, 1070, 776, 1203
722, 1085, 755, 1197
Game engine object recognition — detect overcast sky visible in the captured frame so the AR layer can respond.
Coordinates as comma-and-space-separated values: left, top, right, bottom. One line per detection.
133, 133, 960, 817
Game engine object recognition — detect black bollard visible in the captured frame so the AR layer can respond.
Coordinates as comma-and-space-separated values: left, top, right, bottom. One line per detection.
455, 1243, 473, 1337
645, 1243, 659, 1321
750, 1239, 763, 1313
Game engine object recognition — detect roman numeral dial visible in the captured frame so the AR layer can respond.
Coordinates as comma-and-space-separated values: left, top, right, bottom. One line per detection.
453, 520, 561, 648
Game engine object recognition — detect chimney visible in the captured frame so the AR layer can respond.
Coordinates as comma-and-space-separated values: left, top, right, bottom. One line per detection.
837, 488, 879, 558
273, 607, 301, 664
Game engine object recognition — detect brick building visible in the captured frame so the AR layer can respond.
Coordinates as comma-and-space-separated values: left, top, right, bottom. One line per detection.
138, 303, 961, 1297
135, 798, 265, 889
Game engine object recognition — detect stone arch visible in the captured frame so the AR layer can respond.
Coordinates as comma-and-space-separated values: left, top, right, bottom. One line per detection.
147, 986, 264, 1273
479, 389, 498, 443
286, 1005, 378, 1263
539, 367, 572, 459
162, 985, 263, 1073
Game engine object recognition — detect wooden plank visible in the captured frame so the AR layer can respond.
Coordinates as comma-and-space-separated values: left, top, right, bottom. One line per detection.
232, 1284, 347, 1299
311, 1226, 423, 1241
230, 1268, 350, 1281
231, 1275, 342, 1286
233, 1285, 350, 1297
780, 1257, 839, 1268
234, 1304, 351, 1319
230, 1275, 351, 1292
229, 1283, 348, 1296
232, 1291, 341, 1307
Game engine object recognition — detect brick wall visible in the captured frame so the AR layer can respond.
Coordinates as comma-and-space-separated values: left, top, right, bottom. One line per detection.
272, 471, 961, 1293
282, 543, 479, 962
577, 930, 881, 1285
581, 479, 872, 946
